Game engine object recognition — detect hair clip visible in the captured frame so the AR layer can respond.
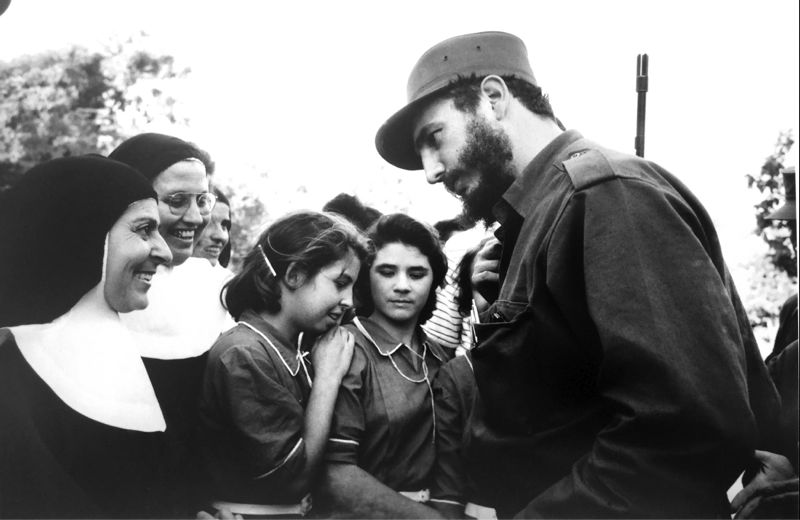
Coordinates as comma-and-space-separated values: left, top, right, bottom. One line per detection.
257, 243, 278, 277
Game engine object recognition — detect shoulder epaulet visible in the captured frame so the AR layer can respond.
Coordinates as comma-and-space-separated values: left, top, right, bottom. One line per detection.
560, 148, 618, 191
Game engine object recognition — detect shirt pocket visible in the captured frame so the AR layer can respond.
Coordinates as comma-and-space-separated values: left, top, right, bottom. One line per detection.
472, 300, 538, 434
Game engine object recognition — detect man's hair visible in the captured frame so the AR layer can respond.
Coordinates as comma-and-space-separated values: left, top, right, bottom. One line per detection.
356, 213, 447, 324
223, 210, 370, 320
433, 213, 475, 245
322, 193, 382, 232
441, 74, 564, 129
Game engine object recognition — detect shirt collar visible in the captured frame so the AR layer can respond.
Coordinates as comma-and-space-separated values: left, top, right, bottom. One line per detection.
238, 309, 303, 373
355, 316, 441, 361
494, 129, 585, 223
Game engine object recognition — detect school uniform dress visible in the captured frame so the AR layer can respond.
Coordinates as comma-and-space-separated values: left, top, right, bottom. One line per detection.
198, 310, 313, 515
326, 317, 448, 494
467, 130, 782, 517
122, 257, 234, 516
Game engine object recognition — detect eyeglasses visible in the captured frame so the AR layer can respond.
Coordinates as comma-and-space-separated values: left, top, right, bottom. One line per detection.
159, 192, 217, 216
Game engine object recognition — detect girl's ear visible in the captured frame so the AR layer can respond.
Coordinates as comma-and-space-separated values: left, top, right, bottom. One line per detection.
283, 261, 307, 290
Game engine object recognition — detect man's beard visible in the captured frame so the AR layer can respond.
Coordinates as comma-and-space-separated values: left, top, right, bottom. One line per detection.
453, 117, 516, 225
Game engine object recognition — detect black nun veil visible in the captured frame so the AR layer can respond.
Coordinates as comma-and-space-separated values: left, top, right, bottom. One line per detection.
0, 155, 156, 327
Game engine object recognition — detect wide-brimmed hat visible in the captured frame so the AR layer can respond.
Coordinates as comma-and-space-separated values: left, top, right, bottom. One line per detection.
375, 31, 537, 171
766, 167, 796, 221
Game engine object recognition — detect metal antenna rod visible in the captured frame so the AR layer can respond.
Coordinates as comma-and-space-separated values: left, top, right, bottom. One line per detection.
635, 54, 649, 158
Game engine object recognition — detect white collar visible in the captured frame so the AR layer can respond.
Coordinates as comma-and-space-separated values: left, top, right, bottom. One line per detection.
121, 257, 235, 359
10, 284, 166, 432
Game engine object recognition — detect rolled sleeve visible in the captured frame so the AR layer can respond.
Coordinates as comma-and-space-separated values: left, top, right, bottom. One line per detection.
325, 346, 367, 466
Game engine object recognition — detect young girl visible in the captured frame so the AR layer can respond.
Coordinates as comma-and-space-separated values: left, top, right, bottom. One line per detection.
320, 213, 450, 518
197, 211, 370, 517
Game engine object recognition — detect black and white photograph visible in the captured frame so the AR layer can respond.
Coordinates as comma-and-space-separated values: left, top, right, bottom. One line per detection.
0, 1, 797, 518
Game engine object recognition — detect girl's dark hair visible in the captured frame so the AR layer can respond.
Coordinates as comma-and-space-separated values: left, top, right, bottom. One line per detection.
223, 210, 370, 321
211, 186, 233, 268
455, 247, 480, 316
356, 213, 447, 324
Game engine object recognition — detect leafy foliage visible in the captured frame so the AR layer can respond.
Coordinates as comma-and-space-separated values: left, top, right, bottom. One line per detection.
745, 130, 796, 277
740, 131, 798, 356
0, 33, 191, 192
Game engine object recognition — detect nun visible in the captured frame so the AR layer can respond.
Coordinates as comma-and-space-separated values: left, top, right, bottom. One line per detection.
0, 156, 171, 517
109, 133, 234, 516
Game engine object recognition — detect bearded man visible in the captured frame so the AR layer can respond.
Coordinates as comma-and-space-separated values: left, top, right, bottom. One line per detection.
373, 31, 781, 518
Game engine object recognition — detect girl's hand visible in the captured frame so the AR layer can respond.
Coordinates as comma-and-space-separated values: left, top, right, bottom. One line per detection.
312, 326, 355, 383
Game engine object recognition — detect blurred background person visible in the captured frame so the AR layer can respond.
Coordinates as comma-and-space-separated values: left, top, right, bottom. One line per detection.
0, 156, 171, 517
764, 166, 798, 363
193, 186, 233, 269
732, 166, 798, 519
109, 132, 233, 517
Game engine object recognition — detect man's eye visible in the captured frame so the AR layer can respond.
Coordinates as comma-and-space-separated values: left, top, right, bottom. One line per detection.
428, 129, 442, 147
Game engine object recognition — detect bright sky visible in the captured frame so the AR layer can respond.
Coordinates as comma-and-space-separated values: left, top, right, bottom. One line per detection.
1, 0, 798, 268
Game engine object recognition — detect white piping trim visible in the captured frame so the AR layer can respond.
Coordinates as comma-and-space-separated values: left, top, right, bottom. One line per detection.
465, 354, 474, 373
239, 321, 312, 386
352, 317, 437, 445
253, 437, 304, 480
329, 438, 359, 446
429, 499, 464, 506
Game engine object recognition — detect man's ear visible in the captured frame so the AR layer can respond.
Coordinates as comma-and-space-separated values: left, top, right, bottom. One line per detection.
283, 261, 307, 290
481, 75, 511, 121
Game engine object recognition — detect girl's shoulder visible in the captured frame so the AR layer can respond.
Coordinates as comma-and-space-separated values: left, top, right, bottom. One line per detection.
420, 330, 453, 366
208, 323, 275, 368
342, 321, 373, 359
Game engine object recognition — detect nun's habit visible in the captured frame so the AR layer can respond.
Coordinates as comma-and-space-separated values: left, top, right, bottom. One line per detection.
110, 133, 234, 515
0, 157, 166, 518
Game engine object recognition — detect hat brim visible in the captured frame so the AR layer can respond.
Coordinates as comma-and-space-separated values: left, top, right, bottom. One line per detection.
375, 88, 445, 171
766, 202, 797, 220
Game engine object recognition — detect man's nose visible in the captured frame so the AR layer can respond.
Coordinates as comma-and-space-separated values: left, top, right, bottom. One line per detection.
421, 150, 445, 184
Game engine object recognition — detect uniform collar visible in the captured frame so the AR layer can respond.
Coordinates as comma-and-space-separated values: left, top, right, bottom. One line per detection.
354, 316, 446, 363
238, 309, 305, 375
494, 129, 585, 223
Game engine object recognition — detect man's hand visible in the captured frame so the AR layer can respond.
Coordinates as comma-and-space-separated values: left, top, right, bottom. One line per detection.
471, 237, 501, 305
731, 450, 798, 518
